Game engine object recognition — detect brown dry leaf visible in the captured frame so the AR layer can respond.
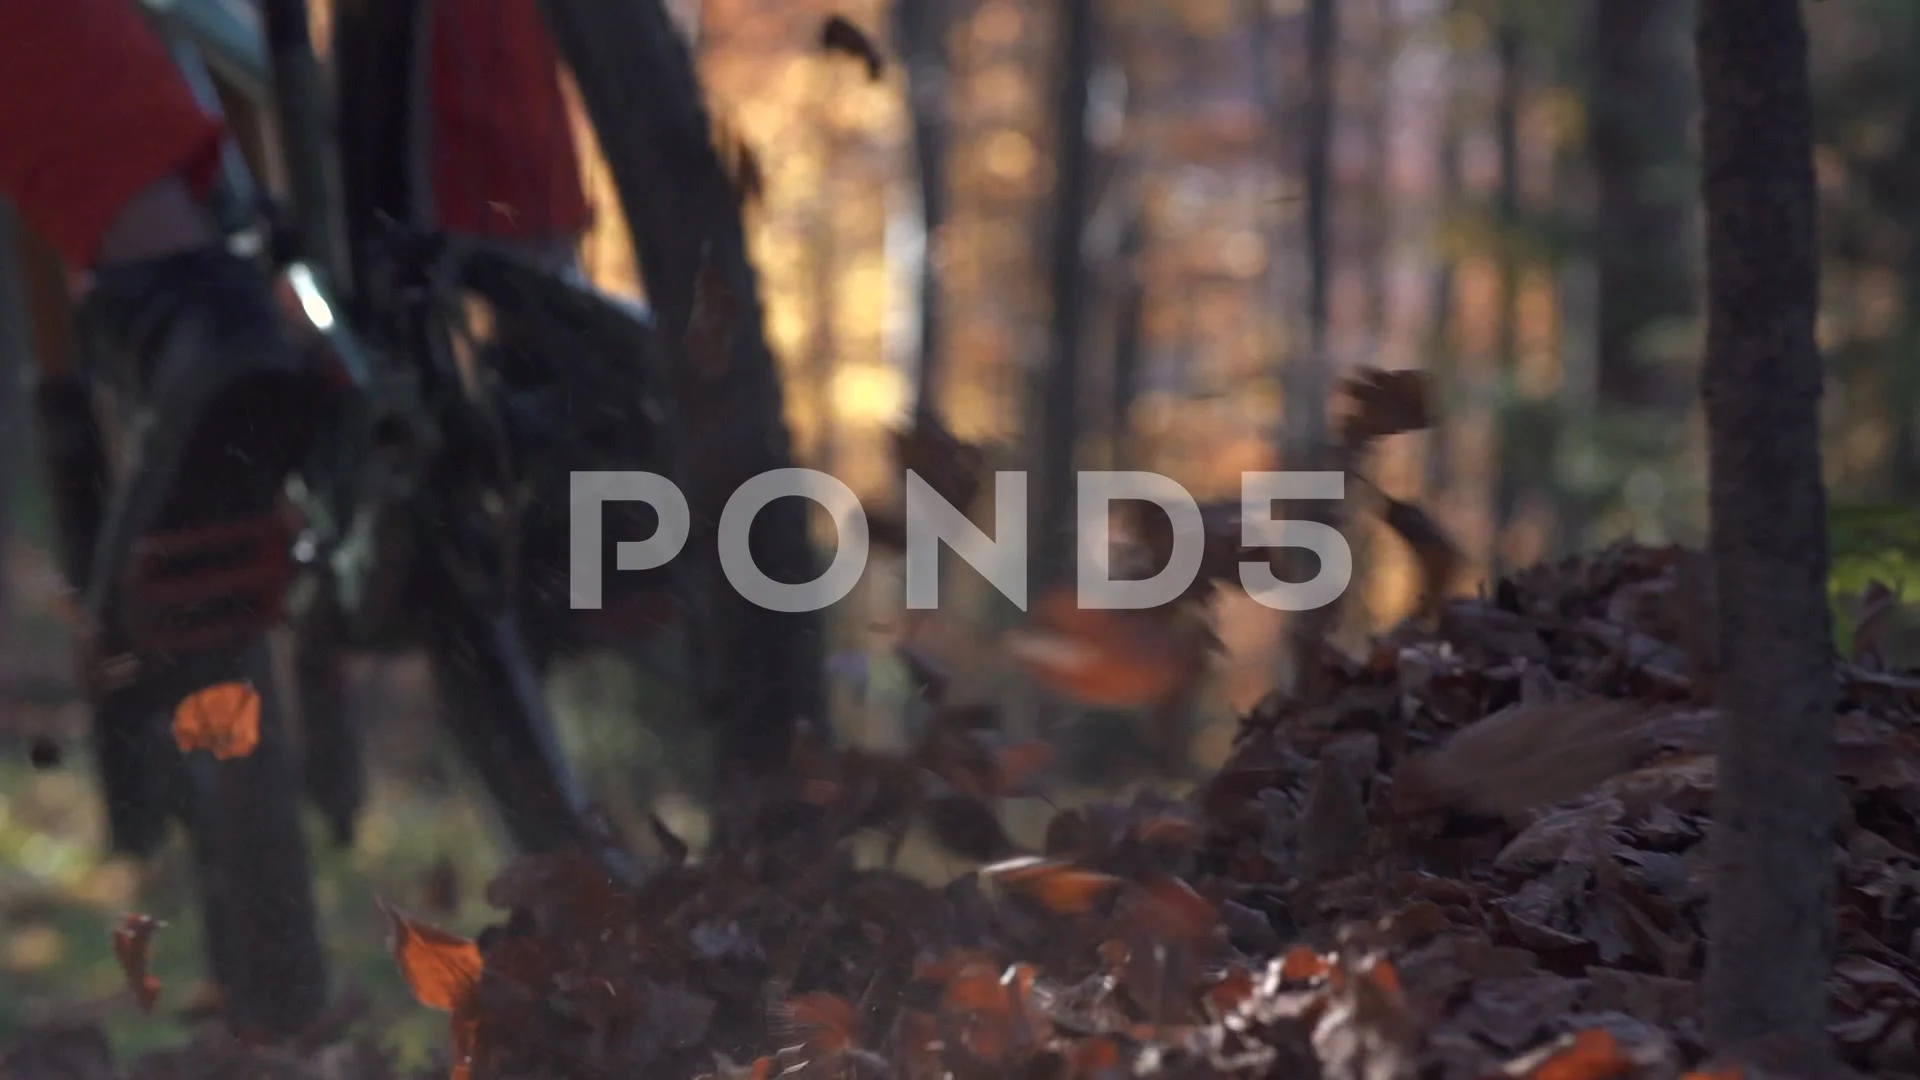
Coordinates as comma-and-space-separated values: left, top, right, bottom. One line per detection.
381, 901, 482, 1013
896, 419, 987, 514
171, 681, 260, 760
980, 856, 1122, 914
819, 14, 885, 80
112, 913, 164, 1014
1395, 699, 1650, 820
992, 739, 1055, 797
1119, 875, 1219, 946
1299, 756, 1371, 877
1503, 1028, 1634, 1080
1279, 944, 1332, 982
1005, 588, 1205, 708
1339, 368, 1432, 452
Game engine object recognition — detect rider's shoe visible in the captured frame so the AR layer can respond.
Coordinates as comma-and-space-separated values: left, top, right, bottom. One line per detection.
76, 244, 319, 670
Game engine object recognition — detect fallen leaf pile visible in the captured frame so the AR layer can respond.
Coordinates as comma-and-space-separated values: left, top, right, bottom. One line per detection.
26, 541, 1920, 1080
9, 359, 1907, 1078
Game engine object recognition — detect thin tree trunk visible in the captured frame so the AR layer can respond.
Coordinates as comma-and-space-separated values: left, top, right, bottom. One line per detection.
1298, 0, 1336, 448
896, 0, 954, 424
1035, 0, 1096, 590
1697, 0, 1837, 1055
808, 89, 841, 470
1892, 11, 1920, 494
1490, 17, 1523, 558
1589, 0, 1696, 412
1110, 208, 1146, 473
1424, 96, 1461, 498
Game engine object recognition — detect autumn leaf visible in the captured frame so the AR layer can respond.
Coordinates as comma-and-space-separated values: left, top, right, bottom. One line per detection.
1278, 944, 1331, 982
1203, 965, 1256, 1017
381, 900, 482, 1012
1338, 367, 1431, 452
992, 739, 1054, 796
778, 991, 859, 1056
1119, 875, 1218, 945
172, 681, 261, 760
1394, 698, 1650, 820
112, 913, 164, 1013
819, 14, 885, 80
1504, 1028, 1634, 1080
1004, 588, 1206, 707
980, 856, 1122, 914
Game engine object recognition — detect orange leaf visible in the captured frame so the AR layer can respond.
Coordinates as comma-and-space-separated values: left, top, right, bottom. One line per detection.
1365, 958, 1403, 998
1679, 1070, 1743, 1080
1203, 965, 1255, 1017
171, 681, 261, 760
1528, 1029, 1633, 1080
1278, 944, 1330, 982
941, 963, 1011, 1014
1005, 589, 1201, 707
1070, 1036, 1124, 1077
1133, 815, 1205, 848
382, 901, 482, 1012
913, 948, 1000, 984
980, 856, 1122, 914
112, 913, 164, 1013
992, 739, 1055, 795
1121, 876, 1218, 944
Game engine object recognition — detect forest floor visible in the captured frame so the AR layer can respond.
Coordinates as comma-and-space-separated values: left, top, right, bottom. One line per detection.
5, 541, 1918, 1080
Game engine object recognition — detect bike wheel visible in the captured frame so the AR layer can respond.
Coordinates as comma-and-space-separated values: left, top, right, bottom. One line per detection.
533, 0, 824, 795
173, 639, 328, 1039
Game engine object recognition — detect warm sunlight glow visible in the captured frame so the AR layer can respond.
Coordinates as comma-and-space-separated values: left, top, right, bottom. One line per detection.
833, 364, 908, 427
984, 130, 1037, 182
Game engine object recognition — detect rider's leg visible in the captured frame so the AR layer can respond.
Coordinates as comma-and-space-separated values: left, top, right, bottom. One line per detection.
424, 0, 591, 254
0, 0, 315, 657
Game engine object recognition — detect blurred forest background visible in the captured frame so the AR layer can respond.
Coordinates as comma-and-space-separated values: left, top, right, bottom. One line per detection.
0, 0, 1917, 1065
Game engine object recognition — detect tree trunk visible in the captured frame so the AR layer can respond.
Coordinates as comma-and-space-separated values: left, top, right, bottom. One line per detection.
1490, 16, 1523, 557
1697, 0, 1837, 1055
1035, 0, 1096, 590
1297, 0, 1336, 452
895, 0, 954, 424
1110, 208, 1146, 473
534, 0, 822, 798
1424, 85, 1461, 498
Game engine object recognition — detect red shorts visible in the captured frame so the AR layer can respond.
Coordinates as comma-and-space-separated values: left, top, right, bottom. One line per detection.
0, 0, 589, 270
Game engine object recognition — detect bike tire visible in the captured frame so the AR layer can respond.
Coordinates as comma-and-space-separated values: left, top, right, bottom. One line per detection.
176, 639, 329, 1039
533, 0, 824, 794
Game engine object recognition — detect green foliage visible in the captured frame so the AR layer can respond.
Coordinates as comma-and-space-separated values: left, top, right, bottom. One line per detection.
1828, 503, 1920, 655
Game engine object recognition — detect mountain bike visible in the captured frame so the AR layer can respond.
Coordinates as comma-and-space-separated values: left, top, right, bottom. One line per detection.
15, 0, 818, 1039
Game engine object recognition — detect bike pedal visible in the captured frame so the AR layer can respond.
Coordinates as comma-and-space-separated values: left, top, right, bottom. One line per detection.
118, 512, 297, 657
